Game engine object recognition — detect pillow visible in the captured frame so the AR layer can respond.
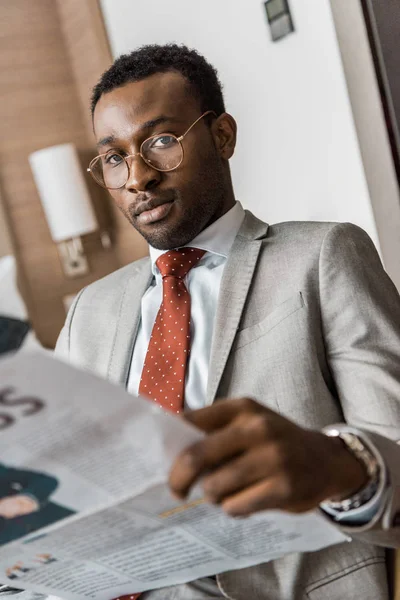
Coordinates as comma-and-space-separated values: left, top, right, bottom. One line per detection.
0, 255, 28, 320
0, 255, 41, 354
0, 316, 30, 355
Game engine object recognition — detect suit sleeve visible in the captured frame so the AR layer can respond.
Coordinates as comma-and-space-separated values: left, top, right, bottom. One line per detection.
54, 288, 85, 360
319, 222, 400, 546
1, 465, 58, 506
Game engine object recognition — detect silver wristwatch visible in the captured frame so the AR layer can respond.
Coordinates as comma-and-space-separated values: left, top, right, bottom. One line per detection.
321, 426, 382, 512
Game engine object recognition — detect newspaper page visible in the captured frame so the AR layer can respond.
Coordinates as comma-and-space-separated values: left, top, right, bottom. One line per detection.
0, 352, 349, 599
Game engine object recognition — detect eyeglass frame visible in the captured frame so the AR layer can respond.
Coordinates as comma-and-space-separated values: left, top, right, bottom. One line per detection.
87, 110, 217, 190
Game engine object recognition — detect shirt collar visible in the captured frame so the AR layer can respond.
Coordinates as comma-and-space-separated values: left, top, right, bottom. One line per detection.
149, 201, 245, 274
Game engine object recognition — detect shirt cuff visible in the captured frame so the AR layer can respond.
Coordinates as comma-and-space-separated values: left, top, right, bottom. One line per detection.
321, 482, 385, 525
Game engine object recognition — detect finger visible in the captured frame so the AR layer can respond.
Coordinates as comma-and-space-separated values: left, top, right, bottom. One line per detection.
202, 445, 280, 503
169, 416, 269, 498
184, 397, 264, 433
221, 476, 292, 517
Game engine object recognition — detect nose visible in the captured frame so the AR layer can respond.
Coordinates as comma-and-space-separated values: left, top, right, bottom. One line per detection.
125, 154, 161, 193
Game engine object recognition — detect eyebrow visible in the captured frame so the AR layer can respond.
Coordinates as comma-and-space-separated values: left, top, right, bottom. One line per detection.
96, 116, 180, 149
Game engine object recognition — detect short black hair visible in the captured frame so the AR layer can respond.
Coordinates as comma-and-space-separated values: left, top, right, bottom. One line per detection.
91, 43, 226, 117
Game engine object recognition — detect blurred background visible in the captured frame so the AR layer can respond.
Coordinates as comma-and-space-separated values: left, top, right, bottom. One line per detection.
0, 0, 399, 349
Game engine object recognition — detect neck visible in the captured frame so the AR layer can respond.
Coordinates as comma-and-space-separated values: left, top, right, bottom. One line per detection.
205, 175, 236, 229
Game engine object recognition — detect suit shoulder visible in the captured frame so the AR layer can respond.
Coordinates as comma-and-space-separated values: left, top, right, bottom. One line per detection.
268, 220, 337, 239
265, 221, 374, 251
78, 255, 151, 301
256, 221, 380, 278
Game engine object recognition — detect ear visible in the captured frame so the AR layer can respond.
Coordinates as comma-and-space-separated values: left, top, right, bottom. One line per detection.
211, 113, 237, 159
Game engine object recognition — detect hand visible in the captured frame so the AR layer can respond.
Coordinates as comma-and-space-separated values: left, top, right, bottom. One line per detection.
0, 495, 39, 519
169, 398, 368, 517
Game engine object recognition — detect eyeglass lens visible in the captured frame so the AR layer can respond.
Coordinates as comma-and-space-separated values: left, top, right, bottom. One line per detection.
91, 134, 183, 189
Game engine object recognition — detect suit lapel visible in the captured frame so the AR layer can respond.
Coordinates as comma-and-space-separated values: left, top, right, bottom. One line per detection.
107, 259, 153, 387
206, 211, 269, 404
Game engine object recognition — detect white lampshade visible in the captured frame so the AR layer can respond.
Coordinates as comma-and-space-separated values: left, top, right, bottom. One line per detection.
29, 143, 98, 242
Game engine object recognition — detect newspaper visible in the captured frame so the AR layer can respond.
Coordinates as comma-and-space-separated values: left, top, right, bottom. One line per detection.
0, 352, 349, 600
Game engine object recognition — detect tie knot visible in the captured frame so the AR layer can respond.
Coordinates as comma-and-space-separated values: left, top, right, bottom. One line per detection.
156, 247, 205, 278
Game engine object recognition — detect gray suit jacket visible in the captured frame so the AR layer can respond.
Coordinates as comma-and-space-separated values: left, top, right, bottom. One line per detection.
56, 211, 400, 599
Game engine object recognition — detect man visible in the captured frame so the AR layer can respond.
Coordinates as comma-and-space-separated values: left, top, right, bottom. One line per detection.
56, 45, 400, 599
0, 463, 74, 545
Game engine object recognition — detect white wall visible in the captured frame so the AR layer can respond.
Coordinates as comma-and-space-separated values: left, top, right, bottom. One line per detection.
330, 0, 400, 288
100, 0, 379, 245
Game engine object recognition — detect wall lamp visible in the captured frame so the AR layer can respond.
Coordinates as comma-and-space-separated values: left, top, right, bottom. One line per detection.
29, 143, 110, 278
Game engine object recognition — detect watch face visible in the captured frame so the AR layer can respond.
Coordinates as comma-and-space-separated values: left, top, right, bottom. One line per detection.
265, 0, 288, 21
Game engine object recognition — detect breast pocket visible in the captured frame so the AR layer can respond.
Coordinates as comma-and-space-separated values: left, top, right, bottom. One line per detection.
235, 292, 305, 350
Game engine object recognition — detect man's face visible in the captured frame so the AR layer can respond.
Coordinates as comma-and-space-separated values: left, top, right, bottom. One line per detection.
93, 72, 236, 249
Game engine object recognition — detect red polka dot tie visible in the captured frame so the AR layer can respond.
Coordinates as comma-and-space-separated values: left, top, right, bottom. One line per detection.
110, 249, 205, 600
138, 247, 206, 412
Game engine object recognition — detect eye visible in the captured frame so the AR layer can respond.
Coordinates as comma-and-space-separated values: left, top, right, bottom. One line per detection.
150, 135, 176, 149
104, 153, 124, 166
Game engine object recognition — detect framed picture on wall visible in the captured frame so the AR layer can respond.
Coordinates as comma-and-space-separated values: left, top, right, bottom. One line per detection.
264, 0, 295, 42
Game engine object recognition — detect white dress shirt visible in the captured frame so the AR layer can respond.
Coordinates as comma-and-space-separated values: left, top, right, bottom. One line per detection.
128, 200, 245, 409
127, 200, 383, 525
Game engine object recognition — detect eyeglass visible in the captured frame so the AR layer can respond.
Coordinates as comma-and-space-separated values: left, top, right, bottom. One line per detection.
87, 110, 216, 190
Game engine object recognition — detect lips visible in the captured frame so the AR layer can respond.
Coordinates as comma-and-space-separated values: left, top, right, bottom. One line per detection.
132, 193, 175, 225
136, 189, 178, 213
133, 193, 176, 225
137, 201, 174, 225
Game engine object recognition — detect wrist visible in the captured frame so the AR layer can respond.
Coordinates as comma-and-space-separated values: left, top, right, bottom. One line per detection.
328, 436, 369, 501
321, 426, 383, 513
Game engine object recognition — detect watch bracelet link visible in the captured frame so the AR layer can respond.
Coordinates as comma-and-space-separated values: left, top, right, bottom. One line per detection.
321, 428, 381, 512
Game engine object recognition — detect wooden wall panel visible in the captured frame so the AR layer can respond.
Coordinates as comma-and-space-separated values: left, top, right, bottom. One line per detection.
0, 0, 148, 347
56, 0, 149, 268
0, 187, 13, 258
56, 0, 113, 140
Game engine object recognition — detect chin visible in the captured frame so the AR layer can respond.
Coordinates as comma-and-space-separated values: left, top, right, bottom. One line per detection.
130, 201, 212, 249
141, 222, 199, 250
146, 234, 191, 251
